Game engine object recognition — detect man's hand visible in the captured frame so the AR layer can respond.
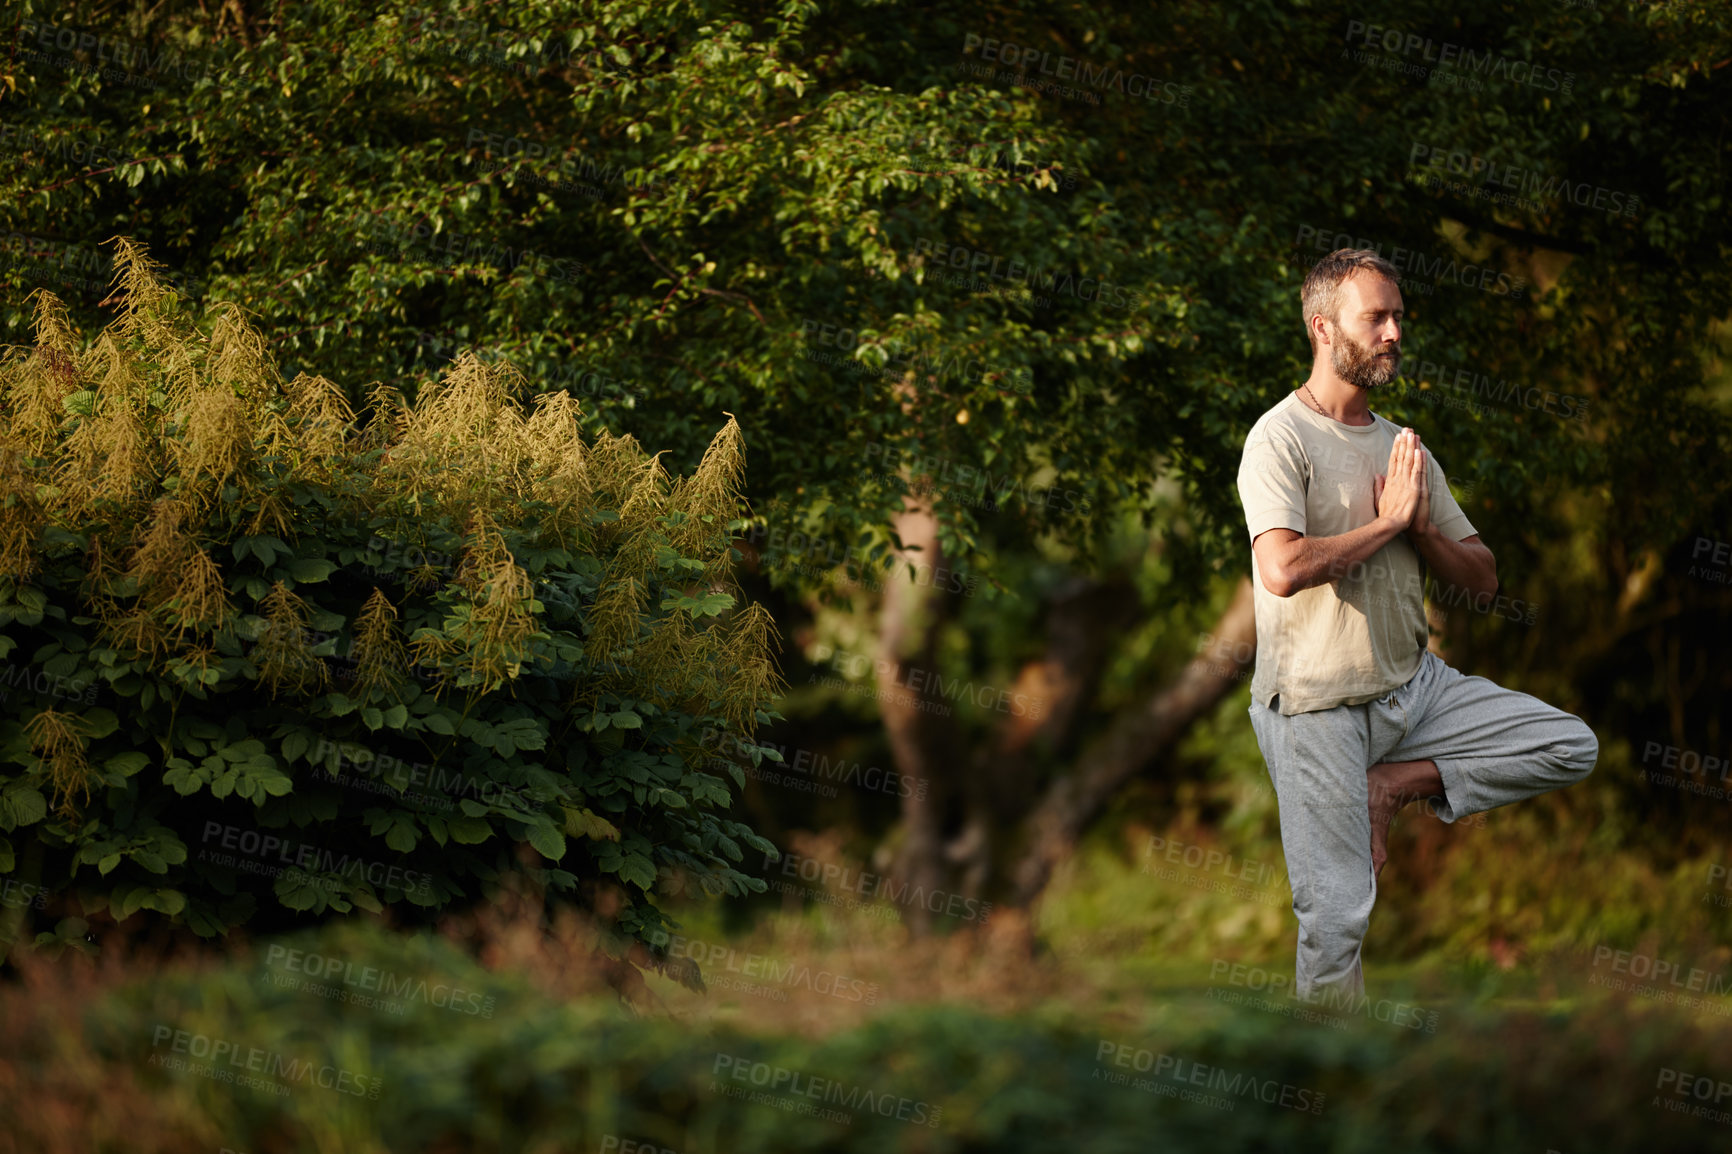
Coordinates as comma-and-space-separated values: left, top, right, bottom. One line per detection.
1374, 428, 1428, 534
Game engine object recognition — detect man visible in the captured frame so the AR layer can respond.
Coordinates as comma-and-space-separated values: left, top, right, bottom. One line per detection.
1235, 247, 1597, 999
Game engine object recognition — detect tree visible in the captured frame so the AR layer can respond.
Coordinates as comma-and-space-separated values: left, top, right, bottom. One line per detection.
4, 0, 1730, 938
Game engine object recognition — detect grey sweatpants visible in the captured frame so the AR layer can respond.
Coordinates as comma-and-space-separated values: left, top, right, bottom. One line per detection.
1246, 650, 1598, 999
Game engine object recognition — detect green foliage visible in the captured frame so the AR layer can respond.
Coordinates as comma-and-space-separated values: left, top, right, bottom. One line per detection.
23, 915, 1732, 1152
0, 251, 782, 950
4, 0, 1728, 754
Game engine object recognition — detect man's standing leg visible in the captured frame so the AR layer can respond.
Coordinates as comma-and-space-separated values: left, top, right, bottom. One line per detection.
1249, 696, 1384, 1000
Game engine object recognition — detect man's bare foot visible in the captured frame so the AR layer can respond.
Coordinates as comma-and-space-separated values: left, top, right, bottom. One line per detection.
1367, 759, 1445, 877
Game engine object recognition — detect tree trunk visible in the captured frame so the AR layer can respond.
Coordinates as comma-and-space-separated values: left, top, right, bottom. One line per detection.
945, 573, 1144, 902
1007, 577, 1258, 907
877, 493, 960, 937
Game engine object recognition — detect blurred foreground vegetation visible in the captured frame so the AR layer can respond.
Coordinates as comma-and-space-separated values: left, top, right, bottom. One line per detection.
6, 685, 1732, 1152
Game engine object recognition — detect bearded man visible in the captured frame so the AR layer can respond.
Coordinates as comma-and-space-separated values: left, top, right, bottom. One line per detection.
1234, 247, 1597, 998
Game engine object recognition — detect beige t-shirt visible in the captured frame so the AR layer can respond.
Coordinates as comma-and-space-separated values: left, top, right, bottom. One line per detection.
1236, 391, 1476, 716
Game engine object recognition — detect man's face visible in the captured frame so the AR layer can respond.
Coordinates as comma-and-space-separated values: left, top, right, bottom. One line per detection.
1324, 272, 1403, 389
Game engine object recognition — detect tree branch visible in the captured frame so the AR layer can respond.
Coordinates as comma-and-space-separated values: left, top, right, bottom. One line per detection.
1009, 576, 1257, 907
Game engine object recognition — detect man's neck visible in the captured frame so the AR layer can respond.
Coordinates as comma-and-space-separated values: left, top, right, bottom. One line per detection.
1299, 374, 1376, 426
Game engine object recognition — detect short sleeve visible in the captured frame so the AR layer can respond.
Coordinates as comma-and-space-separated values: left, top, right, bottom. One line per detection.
1237, 430, 1308, 542
1426, 449, 1477, 541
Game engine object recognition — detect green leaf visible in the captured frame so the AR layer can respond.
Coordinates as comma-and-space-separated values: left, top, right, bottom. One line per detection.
3, 786, 49, 827
526, 822, 566, 861
114, 886, 149, 920
563, 806, 621, 841
382, 703, 409, 728
617, 852, 656, 889
384, 818, 420, 853
447, 816, 493, 844
287, 558, 337, 582
80, 708, 121, 739
104, 752, 150, 777
281, 731, 310, 763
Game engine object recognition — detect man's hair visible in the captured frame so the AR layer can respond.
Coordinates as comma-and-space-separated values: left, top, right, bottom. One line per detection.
1300, 248, 1401, 355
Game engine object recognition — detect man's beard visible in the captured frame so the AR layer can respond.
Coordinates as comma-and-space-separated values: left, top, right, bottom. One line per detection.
1331, 330, 1401, 389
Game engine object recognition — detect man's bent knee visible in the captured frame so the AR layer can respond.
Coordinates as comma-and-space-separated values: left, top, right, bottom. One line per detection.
1559, 717, 1598, 780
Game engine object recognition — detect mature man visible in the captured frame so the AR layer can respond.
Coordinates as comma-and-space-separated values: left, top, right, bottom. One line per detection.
1235, 247, 1597, 998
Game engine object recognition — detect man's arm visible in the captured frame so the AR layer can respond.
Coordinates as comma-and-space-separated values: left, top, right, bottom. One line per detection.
1251, 424, 1466, 599
1411, 530, 1497, 600
1378, 427, 1498, 599
1252, 519, 1405, 598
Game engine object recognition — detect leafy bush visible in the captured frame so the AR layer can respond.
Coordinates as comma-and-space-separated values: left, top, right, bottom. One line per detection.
0, 240, 782, 954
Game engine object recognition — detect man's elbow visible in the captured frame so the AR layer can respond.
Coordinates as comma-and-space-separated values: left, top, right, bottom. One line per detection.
1258, 564, 1298, 598
1478, 548, 1498, 599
